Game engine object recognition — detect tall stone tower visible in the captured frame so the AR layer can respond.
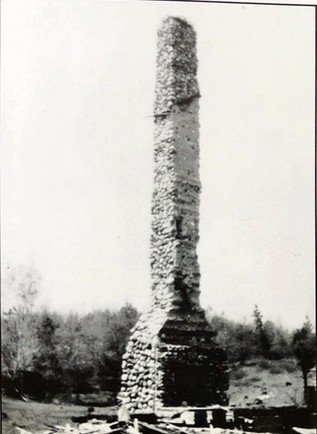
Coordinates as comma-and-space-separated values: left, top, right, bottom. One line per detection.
119, 17, 228, 412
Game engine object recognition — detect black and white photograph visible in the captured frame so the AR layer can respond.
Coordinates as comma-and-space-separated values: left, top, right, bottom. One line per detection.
1, 1, 316, 433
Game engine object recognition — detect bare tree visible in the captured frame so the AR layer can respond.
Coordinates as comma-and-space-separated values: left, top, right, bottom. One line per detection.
1, 265, 41, 394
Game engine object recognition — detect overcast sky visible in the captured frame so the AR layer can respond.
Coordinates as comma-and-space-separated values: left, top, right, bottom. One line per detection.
1, 0, 315, 329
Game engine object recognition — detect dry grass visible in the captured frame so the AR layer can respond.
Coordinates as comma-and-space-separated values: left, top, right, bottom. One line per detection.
1, 398, 116, 434
228, 358, 304, 407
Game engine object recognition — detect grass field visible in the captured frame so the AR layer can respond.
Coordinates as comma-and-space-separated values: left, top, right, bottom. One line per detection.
228, 358, 304, 407
1, 398, 117, 434
1, 359, 304, 434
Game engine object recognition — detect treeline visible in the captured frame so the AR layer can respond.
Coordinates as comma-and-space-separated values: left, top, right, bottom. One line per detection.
208, 307, 315, 398
1, 267, 315, 404
1, 304, 139, 403
207, 305, 296, 362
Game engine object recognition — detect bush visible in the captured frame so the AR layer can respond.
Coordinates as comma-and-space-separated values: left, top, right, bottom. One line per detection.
243, 360, 257, 367
75, 392, 115, 407
231, 368, 247, 381
268, 364, 283, 374
257, 357, 298, 374
278, 359, 297, 373
250, 376, 261, 382
258, 359, 271, 370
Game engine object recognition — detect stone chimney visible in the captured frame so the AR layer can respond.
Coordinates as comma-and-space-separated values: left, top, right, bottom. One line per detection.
118, 17, 228, 413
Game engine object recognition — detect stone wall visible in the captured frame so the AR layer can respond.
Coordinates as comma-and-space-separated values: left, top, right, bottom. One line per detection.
118, 17, 228, 413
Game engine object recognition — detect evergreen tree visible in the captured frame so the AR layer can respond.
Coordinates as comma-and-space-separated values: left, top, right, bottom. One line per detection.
253, 305, 271, 356
35, 313, 62, 399
292, 319, 316, 400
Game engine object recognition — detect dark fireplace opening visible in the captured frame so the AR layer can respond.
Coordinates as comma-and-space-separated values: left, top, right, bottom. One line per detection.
162, 361, 211, 406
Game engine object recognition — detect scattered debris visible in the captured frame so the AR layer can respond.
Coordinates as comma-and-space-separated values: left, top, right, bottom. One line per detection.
13, 403, 316, 434
291, 429, 316, 434
16, 428, 34, 434
256, 395, 270, 401
118, 404, 130, 424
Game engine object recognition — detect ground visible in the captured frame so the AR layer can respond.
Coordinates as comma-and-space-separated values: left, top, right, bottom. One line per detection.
1, 399, 117, 434
228, 358, 304, 407
1, 358, 304, 434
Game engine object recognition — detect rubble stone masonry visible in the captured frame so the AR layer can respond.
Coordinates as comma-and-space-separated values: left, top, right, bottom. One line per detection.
118, 17, 228, 412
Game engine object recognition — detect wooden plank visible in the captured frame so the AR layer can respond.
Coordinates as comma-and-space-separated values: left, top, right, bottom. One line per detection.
138, 422, 170, 434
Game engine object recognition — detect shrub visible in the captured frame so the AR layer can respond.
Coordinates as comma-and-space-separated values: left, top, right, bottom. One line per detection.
239, 378, 254, 388
250, 376, 261, 382
243, 359, 257, 367
258, 359, 271, 370
278, 359, 297, 373
269, 364, 283, 374
231, 368, 247, 381
260, 358, 298, 375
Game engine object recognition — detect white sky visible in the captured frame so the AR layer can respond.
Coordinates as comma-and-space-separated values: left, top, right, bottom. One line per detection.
1, 0, 315, 330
